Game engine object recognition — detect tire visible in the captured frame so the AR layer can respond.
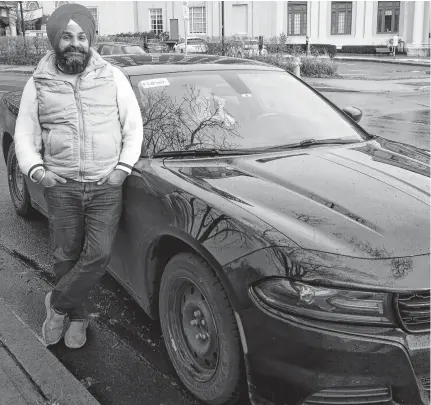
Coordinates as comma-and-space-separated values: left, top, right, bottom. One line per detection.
159, 253, 244, 405
7, 142, 35, 217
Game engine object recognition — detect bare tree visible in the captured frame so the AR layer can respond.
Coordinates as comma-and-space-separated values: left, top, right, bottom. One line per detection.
0, 1, 37, 35
140, 85, 242, 157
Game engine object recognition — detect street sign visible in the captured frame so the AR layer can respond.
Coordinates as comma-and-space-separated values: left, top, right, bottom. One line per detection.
182, 0, 189, 20
393, 35, 399, 46
182, 0, 189, 54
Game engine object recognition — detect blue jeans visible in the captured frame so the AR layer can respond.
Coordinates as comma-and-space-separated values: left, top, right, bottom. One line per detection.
44, 180, 122, 320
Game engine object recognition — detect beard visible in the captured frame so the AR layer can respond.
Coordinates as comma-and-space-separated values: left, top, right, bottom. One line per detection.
55, 45, 91, 74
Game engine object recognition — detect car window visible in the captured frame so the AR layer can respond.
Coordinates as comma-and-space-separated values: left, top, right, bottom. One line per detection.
188, 39, 204, 44
123, 46, 146, 54
133, 71, 365, 155
111, 45, 123, 55
101, 45, 113, 55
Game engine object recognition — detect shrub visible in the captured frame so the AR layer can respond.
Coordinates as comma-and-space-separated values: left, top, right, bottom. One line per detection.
340, 45, 407, 55
0, 37, 49, 65
248, 53, 338, 78
103, 31, 170, 41
340, 45, 378, 54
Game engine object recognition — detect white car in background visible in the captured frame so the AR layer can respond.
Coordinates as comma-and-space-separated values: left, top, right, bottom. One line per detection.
174, 37, 208, 53
228, 38, 268, 58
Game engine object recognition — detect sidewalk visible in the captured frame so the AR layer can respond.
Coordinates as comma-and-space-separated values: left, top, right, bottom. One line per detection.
303, 77, 430, 94
334, 53, 430, 67
0, 299, 101, 405
0, 65, 35, 74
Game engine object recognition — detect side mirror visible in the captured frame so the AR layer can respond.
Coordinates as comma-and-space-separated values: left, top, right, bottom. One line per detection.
343, 106, 363, 123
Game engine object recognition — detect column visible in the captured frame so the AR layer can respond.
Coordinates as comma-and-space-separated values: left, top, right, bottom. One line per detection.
276, 1, 284, 36
318, 1, 328, 41
8, 7, 17, 36
408, 1, 426, 56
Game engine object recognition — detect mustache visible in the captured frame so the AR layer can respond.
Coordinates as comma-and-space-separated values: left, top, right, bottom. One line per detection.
62, 45, 87, 55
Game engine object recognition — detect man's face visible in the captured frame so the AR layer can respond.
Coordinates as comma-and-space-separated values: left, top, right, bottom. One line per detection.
55, 23, 90, 74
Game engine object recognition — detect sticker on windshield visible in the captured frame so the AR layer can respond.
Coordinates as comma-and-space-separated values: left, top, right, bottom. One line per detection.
139, 78, 170, 89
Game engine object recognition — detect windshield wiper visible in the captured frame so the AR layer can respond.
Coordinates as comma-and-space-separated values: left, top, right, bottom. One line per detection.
147, 148, 256, 158
262, 138, 362, 151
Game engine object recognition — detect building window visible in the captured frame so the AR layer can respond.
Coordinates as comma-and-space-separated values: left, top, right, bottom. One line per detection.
150, 8, 163, 35
86, 7, 99, 33
331, 2, 352, 35
189, 6, 206, 34
288, 2, 307, 36
377, 1, 400, 33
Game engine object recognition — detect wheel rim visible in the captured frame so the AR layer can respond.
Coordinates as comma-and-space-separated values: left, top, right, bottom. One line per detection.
168, 277, 219, 382
9, 153, 25, 202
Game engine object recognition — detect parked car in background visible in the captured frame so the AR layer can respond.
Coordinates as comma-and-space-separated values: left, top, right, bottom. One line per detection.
1, 53, 429, 405
228, 38, 268, 58
174, 37, 208, 53
91, 42, 147, 56
144, 38, 169, 53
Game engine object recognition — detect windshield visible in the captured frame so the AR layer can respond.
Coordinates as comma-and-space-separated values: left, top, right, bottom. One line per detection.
132, 71, 365, 155
123, 46, 146, 54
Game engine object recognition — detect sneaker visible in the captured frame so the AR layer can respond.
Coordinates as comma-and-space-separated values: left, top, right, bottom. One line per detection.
65, 320, 89, 349
42, 292, 66, 346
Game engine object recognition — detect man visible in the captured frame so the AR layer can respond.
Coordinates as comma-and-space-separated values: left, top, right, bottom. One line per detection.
14, 4, 143, 349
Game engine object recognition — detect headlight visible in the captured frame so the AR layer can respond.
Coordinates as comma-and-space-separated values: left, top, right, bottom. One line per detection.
252, 278, 394, 326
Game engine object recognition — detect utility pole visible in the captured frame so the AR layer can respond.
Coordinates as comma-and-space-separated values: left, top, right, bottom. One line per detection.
221, 1, 225, 56
19, 1, 25, 37
18, 1, 26, 55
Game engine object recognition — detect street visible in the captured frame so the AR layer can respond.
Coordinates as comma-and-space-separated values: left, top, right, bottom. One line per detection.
337, 60, 430, 78
0, 60, 429, 405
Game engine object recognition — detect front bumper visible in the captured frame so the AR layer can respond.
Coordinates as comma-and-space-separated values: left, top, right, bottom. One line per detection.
242, 291, 430, 405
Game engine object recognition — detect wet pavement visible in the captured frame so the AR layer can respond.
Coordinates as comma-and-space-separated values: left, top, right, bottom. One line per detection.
320, 89, 430, 151
336, 60, 430, 78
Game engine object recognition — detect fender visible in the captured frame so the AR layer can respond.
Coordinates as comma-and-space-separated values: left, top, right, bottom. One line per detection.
139, 225, 243, 319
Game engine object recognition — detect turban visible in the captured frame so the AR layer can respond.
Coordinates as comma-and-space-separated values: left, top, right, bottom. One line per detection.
46, 4, 96, 50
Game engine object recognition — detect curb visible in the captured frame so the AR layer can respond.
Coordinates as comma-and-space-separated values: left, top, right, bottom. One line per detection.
0, 298, 101, 405
0, 69, 35, 74
334, 56, 430, 67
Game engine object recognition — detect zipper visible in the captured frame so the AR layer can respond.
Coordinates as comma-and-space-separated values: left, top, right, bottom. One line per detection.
69, 78, 85, 181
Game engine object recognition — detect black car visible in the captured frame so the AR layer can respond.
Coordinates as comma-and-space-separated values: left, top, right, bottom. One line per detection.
91, 42, 148, 56
1, 54, 430, 405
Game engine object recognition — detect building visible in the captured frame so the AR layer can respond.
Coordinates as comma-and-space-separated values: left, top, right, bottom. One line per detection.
1, 1, 430, 56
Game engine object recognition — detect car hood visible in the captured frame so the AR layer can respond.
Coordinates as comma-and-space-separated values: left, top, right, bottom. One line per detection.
170, 139, 430, 259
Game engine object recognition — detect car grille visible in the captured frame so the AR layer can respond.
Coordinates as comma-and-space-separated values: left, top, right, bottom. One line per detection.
396, 291, 430, 333
303, 386, 392, 404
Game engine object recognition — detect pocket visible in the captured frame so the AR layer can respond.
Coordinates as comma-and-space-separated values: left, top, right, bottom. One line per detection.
47, 129, 74, 160
92, 132, 118, 164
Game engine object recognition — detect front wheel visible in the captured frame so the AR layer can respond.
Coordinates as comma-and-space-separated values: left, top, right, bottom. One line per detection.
7, 142, 35, 217
159, 253, 244, 405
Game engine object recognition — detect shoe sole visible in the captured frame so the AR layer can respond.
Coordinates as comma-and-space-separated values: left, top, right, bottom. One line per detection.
42, 292, 63, 346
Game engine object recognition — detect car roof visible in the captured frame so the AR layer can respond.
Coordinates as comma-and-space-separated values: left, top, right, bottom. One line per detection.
103, 53, 282, 76
94, 42, 140, 46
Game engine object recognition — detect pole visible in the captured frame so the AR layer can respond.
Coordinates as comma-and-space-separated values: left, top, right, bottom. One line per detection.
221, 1, 225, 56
19, 2, 25, 37
182, 1, 188, 54
19, 1, 26, 55
184, 19, 188, 54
